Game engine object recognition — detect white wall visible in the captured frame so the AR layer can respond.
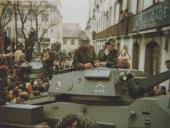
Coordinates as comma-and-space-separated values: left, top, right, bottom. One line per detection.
130, 0, 138, 14
143, 0, 153, 9
62, 38, 79, 53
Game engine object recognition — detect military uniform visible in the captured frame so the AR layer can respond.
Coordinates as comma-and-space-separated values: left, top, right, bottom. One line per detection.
73, 46, 96, 69
97, 49, 105, 61
102, 49, 118, 68
98, 40, 118, 68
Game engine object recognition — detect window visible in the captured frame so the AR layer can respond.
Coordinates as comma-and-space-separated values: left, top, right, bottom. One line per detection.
127, 0, 131, 10
130, 0, 138, 14
143, 0, 154, 10
71, 39, 74, 45
137, 0, 144, 13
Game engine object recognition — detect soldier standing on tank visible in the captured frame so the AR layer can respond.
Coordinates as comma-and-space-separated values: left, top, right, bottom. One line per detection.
98, 40, 118, 68
25, 31, 35, 62
73, 40, 98, 70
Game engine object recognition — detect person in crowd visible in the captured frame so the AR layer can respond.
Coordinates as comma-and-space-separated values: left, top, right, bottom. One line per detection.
35, 121, 51, 128
2, 32, 11, 54
119, 10, 125, 21
56, 114, 98, 128
124, 9, 133, 34
98, 40, 118, 68
0, 35, 4, 52
0, 61, 10, 105
73, 40, 98, 70
56, 114, 79, 128
42, 49, 50, 77
14, 44, 25, 81
47, 48, 55, 78
25, 32, 34, 62
14, 44, 25, 65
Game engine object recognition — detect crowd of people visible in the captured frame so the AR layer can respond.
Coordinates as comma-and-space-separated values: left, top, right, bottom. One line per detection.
0, 37, 122, 105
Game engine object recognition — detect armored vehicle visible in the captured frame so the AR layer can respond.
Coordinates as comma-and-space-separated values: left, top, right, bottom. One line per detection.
0, 67, 170, 128
17, 59, 44, 80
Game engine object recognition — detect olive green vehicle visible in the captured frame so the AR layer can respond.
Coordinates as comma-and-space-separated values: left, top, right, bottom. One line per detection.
0, 68, 170, 128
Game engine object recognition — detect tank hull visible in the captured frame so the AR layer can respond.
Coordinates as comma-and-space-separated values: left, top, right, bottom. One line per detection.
43, 95, 170, 128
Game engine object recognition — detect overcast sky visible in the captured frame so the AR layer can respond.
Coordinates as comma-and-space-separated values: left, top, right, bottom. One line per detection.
60, 0, 89, 29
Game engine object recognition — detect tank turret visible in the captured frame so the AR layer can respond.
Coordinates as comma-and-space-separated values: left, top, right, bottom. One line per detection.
48, 68, 170, 104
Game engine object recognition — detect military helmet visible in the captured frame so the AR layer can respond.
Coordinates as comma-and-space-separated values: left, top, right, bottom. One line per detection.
105, 38, 115, 46
80, 38, 90, 45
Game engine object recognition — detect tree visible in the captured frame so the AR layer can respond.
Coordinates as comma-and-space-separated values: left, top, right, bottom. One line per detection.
0, 1, 12, 35
16, 0, 57, 53
16, 1, 32, 41
30, 0, 56, 53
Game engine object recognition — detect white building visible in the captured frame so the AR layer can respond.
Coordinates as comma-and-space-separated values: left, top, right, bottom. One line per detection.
62, 23, 81, 53
85, 0, 94, 45
89, 0, 170, 87
0, 0, 63, 52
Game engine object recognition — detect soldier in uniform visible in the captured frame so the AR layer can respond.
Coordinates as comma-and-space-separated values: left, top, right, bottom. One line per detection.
73, 40, 98, 70
98, 40, 118, 68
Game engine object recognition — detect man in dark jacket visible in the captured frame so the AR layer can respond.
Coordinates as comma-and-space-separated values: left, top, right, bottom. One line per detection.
98, 40, 118, 68
73, 41, 97, 70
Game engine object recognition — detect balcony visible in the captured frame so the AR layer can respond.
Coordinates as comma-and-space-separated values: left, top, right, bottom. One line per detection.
94, 15, 133, 40
133, 1, 170, 32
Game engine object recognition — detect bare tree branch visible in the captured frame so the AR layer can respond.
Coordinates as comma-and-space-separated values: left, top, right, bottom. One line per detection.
0, 1, 11, 33
39, 24, 56, 42
16, 1, 32, 40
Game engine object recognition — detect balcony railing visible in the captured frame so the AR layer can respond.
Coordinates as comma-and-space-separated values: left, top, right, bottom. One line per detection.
94, 15, 133, 40
133, 1, 170, 32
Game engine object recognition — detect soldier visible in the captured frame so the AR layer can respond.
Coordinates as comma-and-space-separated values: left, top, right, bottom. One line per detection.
98, 40, 118, 68
73, 41, 98, 70
25, 31, 36, 62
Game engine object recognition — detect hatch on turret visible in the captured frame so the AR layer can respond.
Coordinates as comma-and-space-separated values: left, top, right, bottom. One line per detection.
49, 68, 118, 97
85, 68, 111, 80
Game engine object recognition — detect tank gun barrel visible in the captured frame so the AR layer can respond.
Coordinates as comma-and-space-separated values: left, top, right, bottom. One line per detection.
138, 70, 170, 91
126, 70, 170, 96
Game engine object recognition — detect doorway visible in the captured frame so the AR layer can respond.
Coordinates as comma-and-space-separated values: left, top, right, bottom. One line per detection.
145, 41, 160, 76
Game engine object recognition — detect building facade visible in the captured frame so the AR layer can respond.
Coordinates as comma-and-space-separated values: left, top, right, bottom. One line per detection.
90, 0, 170, 86
62, 23, 81, 54
0, 0, 62, 52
